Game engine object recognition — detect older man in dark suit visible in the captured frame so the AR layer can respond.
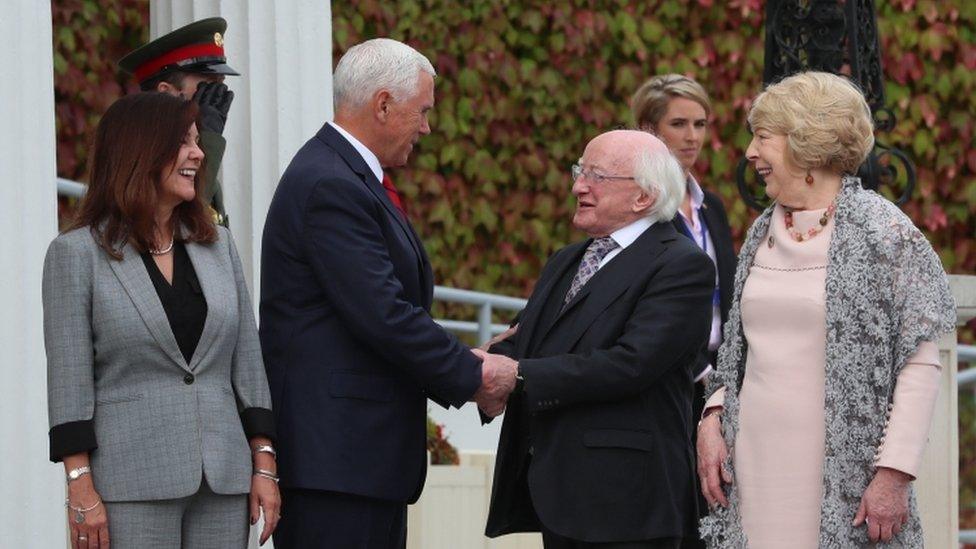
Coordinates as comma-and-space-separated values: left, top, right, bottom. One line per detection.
484, 130, 715, 548
260, 38, 516, 548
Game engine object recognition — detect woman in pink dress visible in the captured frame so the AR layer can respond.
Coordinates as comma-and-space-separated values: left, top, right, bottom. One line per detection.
694, 72, 955, 547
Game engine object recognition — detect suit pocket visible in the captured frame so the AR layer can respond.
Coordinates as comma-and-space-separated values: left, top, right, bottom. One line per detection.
329, 372, 395, 402
583, 429, 653, 452
95, 393, 145, 405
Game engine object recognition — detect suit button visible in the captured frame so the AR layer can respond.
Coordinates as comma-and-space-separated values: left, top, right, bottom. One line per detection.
184, 373, 195, 385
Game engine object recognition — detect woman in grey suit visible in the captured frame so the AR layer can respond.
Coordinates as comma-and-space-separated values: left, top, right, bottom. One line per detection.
43, 93, 280, 548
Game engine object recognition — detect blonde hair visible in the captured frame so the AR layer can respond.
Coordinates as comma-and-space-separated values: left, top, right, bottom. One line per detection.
631, 74, 711, 130
748, 71, 874, 174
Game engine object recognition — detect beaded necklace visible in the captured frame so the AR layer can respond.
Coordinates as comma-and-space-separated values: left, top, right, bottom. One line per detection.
785, 202, 836, 241
767, 201, 836, 248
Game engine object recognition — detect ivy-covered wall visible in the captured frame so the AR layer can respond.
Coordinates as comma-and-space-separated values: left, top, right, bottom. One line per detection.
332, 1, 975, 294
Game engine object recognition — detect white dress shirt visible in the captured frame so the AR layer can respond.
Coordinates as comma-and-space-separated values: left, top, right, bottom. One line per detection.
676, 175, 722, 381
328, 121, 384, 185
598, 217, 654, 269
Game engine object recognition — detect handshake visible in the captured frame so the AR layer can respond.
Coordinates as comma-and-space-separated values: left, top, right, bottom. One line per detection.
470, 349, 518, 417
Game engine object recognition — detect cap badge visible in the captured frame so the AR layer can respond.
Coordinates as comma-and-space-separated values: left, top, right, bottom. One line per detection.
214, 32, 224, 47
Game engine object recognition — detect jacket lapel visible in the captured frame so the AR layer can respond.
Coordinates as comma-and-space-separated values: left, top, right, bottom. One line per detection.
108, 244, 190, 372
514, 241, 588, 358
541, 223, 672, 351
184, 241, 228, 372
316, 123, 426, 261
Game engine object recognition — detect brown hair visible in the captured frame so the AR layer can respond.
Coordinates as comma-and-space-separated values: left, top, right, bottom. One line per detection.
69, 92, 216, 258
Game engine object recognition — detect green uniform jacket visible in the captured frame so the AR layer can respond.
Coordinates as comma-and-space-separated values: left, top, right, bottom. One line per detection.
200, 129, 229, 228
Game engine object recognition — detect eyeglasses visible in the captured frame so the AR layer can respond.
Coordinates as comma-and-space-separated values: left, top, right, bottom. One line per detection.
571, 164, 636, 183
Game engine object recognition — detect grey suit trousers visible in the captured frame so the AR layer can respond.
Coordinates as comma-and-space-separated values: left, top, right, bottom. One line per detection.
104, 479, 247, 549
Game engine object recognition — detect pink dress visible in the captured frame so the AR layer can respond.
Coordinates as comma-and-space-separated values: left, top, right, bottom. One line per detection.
705, 204, 942, 548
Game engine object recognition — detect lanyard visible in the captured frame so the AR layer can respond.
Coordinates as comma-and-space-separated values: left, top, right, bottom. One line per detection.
678, 210, 720, 307
677, 210, 708, 255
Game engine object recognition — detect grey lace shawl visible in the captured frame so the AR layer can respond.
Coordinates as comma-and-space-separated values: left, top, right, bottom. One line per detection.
699, 177, 956, 548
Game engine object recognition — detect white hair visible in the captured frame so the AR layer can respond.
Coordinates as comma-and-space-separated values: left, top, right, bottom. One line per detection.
333, 38, 436, 110
633, 149, 686, 224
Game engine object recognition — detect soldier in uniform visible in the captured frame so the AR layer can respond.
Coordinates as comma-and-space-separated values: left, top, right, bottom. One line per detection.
119, 17, 238, 227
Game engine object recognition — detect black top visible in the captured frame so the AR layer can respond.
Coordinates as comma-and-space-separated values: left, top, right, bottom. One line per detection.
141, 242, 208, 364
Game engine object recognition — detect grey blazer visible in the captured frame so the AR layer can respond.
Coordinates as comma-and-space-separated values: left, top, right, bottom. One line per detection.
42, 226, 273, 501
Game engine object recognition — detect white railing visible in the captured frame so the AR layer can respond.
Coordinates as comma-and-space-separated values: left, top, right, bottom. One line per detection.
57, 177, 86, 198
959, 344, 976, 388
433, 286, 526, 344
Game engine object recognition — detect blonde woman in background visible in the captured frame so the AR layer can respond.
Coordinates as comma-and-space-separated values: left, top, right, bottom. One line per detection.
632, 75, 736, 549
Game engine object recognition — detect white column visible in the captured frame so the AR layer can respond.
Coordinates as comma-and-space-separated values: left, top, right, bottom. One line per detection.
151, 0, 333, 297
150, 2, 332, 547
0, 2, 65, 548
917, 275, 975, 547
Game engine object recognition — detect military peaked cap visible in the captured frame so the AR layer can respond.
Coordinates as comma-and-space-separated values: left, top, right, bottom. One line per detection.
118, 17, 240, 83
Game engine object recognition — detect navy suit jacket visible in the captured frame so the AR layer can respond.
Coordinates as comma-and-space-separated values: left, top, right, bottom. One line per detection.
259, 123, 481, 503
671, 189, 736, 378
485, 222, 714, 542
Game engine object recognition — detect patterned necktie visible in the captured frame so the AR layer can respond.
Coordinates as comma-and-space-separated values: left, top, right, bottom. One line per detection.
563, 236, 619, 307
382, 173, 407, 218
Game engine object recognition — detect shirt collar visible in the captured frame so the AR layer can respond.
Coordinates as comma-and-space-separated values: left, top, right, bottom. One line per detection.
686, 174, 705, 210
328, 121, 384, 184
608, 217, 654, 250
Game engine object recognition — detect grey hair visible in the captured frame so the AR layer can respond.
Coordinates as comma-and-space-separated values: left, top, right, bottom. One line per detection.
633, 149, 686, 223
333, 38, 436, 110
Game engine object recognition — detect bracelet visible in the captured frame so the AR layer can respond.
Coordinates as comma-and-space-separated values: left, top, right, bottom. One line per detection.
254, 469, 279, 483
65, 497, 102, 524
696, 407, 722, 431
253, 444, 277, 458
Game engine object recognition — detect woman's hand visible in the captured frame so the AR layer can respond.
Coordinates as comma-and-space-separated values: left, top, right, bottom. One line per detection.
249, 438, 280, 546
250, 474, 281, 545
853, 467, 911, 543
696, 410, 732, 509
67, 477, 109, 549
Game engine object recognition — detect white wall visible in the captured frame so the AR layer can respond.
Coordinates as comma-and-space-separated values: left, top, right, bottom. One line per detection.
0, 2, 65, 547
151, 0, 333, 298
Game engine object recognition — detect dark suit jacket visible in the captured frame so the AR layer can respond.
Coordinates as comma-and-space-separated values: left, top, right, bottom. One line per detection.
485, 222, 715, 542
671, 189, 736, 378
259, 123, 481, 504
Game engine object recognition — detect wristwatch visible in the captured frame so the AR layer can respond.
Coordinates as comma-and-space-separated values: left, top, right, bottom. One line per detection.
66, 466, 91, 484
515, 362, 525, 392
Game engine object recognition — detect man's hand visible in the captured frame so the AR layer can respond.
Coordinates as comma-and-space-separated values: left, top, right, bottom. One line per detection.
853, 467, 911, 543
471, 349, 517, 417
192, 81, 234, 134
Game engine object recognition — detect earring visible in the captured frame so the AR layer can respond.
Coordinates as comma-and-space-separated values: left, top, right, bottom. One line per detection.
805, 171, 815, 186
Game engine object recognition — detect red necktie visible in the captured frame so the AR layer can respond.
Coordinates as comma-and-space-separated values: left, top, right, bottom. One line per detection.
382, 173, 408, 218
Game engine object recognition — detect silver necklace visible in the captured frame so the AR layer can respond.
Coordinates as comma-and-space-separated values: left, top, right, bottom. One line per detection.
150, 236, 175, 255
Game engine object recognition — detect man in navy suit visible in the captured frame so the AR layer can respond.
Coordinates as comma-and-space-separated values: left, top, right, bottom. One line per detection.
484, 131, 714, 548
260, 38, 517, 548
